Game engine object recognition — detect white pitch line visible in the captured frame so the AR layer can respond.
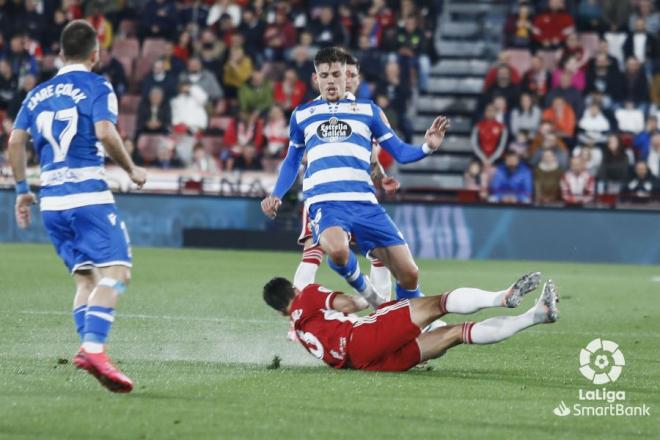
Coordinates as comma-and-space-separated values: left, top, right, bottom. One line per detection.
651, 276, 660, 282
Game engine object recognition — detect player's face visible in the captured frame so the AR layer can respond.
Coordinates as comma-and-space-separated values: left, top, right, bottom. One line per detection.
345, 65, 360, 95
315, 62, 346, 102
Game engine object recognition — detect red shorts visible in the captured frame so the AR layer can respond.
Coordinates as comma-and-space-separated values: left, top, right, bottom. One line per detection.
346, 300, 421, 371
297, 205, 313, 245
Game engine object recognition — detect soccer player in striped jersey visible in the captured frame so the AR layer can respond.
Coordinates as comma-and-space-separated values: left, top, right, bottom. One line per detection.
8, 20, 146, 393
293, 53, 397, 298
262, 47, 449, 308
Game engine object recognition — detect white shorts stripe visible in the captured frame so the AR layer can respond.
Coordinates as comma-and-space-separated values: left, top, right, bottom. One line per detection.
305, 192, 378, 207
40, 166, 106, 187
40, 190, 115, 211
306, 142, 372, 165
303, 168, 373, 192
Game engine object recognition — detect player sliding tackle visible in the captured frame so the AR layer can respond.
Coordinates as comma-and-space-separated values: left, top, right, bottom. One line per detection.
8, 20, 146, 392
264, 272, 559, 371
262, 47, 449, 308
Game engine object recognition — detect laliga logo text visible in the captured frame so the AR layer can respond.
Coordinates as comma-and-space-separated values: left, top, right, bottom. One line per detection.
552, 339, 651, 417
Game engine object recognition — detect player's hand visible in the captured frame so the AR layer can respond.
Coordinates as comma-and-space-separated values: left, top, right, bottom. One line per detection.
424, 116, 450, 151
129, 166, 147, 189
261, 195, 282, 219
15, 192, 37, 229
381, 176, 400, 194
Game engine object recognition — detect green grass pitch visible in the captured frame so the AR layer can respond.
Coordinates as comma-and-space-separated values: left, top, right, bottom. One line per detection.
0, 243, 658, 439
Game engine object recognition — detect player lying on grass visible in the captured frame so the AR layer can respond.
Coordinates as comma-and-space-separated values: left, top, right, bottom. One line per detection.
263, 272, 559, 371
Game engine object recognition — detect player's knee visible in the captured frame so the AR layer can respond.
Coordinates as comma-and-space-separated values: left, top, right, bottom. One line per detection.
76, 276, 97, 295
326, 245, 349, 266
398, 265, 419, 287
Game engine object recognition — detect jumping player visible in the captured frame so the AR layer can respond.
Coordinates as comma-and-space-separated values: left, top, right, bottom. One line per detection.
263, 272, 559, 371
8, 20, 146, 392
262, 47, 449, 307
294, 53, 398, 298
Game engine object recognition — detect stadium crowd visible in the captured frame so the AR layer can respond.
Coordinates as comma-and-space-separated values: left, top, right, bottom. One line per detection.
469, 0, 660, 205
0, 0, 437, 177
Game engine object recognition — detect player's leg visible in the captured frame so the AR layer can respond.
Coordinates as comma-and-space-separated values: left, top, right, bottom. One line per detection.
72, 269, 100, 341
371, 244, 422, 299
367, 252, 392, 300
293, 238, 323, 290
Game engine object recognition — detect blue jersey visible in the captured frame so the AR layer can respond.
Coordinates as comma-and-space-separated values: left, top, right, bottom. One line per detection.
13, 64, 119, 211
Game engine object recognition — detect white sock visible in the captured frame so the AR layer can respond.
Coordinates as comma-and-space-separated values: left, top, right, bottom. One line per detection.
293, 262, 319, 290
466, 304, 546, 345
444, 287, 505, 314
81, 341, 104, 353
370, 264, 392, 300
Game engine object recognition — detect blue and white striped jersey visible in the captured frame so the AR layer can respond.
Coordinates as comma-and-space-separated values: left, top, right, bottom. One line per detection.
13, 64, 119, 211
289, 97, 396, 206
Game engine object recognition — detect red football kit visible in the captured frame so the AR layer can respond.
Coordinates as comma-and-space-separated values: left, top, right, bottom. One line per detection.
289, 284, 422, 371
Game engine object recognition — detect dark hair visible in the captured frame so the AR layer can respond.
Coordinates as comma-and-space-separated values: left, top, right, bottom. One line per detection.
344, 53, 360, 71
263, 277, 296, 313
61, 20, 98, 61
314, 46, 346, 68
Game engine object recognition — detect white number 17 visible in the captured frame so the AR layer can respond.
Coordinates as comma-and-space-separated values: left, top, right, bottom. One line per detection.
36, 106, 78, 163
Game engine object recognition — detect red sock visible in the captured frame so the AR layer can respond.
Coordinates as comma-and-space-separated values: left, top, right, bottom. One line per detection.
302, 245, 323, 265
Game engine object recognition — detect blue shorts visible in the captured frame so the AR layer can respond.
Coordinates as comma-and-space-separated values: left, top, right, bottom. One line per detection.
308, 201, 406, 255
42, 204, 132, 273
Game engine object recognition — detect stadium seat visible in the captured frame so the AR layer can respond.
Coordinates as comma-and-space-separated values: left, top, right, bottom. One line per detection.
458, 189, 480, 203
579, 33, 600, 57
119, 94, 141, 115
111, 38, 140, 60
506, 49, 532, 75
538, 50, 559, 71
135, 57, 156, 82
116, 56, 134, 82
137, 134, 166, 162
118, 19, 138, 38
118, 114, 137, 140
141, 38, 168, 63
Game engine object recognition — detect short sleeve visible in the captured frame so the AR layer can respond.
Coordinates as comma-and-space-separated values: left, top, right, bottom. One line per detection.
92, 80, 118, 124
300, 284, 335, 311
289, 109, 305, 148
370, 102, 394, 144
13, 99, 31, 131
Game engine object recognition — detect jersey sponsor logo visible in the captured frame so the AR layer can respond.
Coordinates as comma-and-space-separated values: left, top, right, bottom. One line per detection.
291, 309, 303, 322
316, 117, 352, 142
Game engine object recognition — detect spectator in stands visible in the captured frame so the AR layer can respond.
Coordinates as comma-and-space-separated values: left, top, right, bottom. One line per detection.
396, 14, 430, 92
239, 69, 273, 116
4, 33, 39, 84
375, 94, 398, 131
585, 52, 623, 103
561, 156, 595, 205
15, 0, 44, 43
602, 0, 632, 33
622, 57, 650, 107
87, 5, 113, 50
552, 55, 586, 93
122, 138, 144, 167
511, 93, 541, 137
7, 73, 36, 119
155, 141, 184, 169
223, 45, 253, 99
464, 159, 485, 193
170, 78, 209, 133
263, 6, 297, 62
625, 160, 658, 200
0, 58, 17, 111
263, 105, 288, 159
628, 0, 660, 35
598, 134, 630, 193
191, 142, 219, 174
489, 150, 533, 204
578, 103, 611, 144
531, 131, 569, 170
173, 31, 192, 63
648, 133, 660, 177
504, 2, 534, 49
558, 33, 588, 71
44, 9, 69, 54
181, 56, 223, 102
633, 116, 659, 160
140, 0, 178, 41
224, 111, 264, 152
233, 144, 263, 171
207, 0, 241, 29
623, 18, 658, 68
534, 149, 563, 204
376, 60, 412, 141
543, 96, 576, 139
96, 48, 127, 98
546, 70, 584, 117
237, 6, 265, 65
161, 41, 186, 77
137, 87, 171, 137
616, 100, 645, 134
532, 0, 575, 50
508, 130, 531, 159
573, 135, 602, 176
193, 30, 225, 76
492, 95, 509, 127
483, 52, 521, 91
483, 65, 521, 111
471, 103, 508, 166
354, 33, 383, 83
588, 39, 621, 73
142, 58, 178, 100
577, 0, 603, 32
273, 68, 306, 115
521, 55, 552, 99
310, 6, 347, 48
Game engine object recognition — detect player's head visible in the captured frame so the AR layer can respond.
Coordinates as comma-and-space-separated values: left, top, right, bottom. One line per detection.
60, 19, 99, 65
263, 277, 297, 315
344, 53, 360, 95
314, 46, 346, 102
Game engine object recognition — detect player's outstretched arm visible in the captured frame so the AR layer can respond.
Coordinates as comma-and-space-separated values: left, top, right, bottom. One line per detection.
8, 128, 36, 228
331, 293, 370, 314
261, 145, 305, 219
95, 121, 146, 188
370, 146, 400, 194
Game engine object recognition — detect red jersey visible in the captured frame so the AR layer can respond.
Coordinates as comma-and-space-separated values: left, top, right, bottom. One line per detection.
476, 119, 505, 158
289, 284, 357, 368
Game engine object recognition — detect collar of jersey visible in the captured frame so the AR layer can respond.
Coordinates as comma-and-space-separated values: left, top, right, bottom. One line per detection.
56, 63, 90, 76
314, 92, 356, 101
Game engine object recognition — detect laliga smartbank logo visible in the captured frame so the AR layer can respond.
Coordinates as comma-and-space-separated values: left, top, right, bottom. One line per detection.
552, 339, 651, 417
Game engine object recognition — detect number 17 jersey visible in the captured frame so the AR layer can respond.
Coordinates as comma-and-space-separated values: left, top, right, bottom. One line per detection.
13, 64, 119, 211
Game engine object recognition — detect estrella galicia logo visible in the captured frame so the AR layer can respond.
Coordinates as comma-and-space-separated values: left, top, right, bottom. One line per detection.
317, 117, 352, 142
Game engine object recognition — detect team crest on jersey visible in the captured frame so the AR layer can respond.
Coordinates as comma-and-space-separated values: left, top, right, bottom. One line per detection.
107, 213, 117, 226
317, 117, 352, 142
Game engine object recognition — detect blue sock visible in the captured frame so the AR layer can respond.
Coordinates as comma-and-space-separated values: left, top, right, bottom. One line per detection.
82, 306, 115, 344
396, 283, 423, 299
72, 305, 87, 341
328, 251, 367, 292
